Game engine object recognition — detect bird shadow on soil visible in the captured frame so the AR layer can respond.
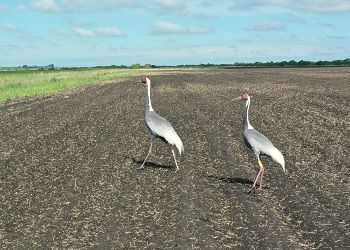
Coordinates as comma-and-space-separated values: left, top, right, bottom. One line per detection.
208, 175, 253, 186
208, 175, 270, 194
124, 156, 176, 171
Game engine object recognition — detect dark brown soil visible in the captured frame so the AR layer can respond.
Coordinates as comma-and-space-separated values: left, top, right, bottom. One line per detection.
1, 67, 349, 249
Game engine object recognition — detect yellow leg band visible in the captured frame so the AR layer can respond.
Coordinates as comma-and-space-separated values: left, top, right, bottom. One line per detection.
258, 160, 264, 169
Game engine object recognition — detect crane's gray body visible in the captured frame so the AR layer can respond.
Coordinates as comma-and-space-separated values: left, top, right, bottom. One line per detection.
242, 96, 285, 169
145, 106, 175, 142
243, 128, 274, 158
143, 82, 184, 154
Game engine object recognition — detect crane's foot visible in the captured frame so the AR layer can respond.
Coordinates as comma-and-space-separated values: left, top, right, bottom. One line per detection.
247, 166, 264, 194
137, 142, 153, 170
247, 185, 256, 194
247, 182, 268, 193
137, 164, 146, 170
247, 187, 256, 194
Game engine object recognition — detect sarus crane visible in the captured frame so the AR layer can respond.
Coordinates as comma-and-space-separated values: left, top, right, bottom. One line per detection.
139, 77, 184, 171
240, 92, 285, 193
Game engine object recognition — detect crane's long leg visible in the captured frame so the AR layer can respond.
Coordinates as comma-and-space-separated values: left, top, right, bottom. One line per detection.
139, 141, 153, 169
248, 160, 264, 193
258, 160, 264, 190
171, 149, 180, 172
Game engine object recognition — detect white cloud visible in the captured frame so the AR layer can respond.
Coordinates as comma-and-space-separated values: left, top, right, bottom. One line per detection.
31, 0, 60, 12
262, 0, 290, 4
154, 21, 186, 33
102, 0, 139, 8
153, 21, 213, 34
150, 0, 188, 14
22, 0, 142, 12
2, 24, 20, 31
151, 0, 185, 9
292, 0, 350, 13
229, 0, 288, 11
62, 0, 140, 11
228, 0, 350, 13
229, 1, 256, 11
73, 27, 124, 38
96, 27, 123, 37
12, 0, 350, 15
75, 28, 94, 37
245, 22, 286, 31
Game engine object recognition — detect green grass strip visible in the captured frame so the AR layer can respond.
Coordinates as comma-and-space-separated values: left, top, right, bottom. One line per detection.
0, 68, 160, 103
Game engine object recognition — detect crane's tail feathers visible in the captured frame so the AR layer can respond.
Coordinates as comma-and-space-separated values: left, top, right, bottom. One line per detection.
174, 137, 184, 155
271, 147, 285, 173
176, 140, 184, 155
167, 130, 184, 155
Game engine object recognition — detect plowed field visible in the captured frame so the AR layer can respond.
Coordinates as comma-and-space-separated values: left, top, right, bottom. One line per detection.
1, 67, 349, 248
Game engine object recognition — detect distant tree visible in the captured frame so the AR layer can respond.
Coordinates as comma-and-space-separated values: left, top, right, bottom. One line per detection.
130, 63, 141, 69
288, 60, 297, 66
144, 64, 153, 68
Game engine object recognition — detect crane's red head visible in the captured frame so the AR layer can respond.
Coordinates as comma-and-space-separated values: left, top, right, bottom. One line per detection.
241, 93, 249, 101
141, 77, 150, 85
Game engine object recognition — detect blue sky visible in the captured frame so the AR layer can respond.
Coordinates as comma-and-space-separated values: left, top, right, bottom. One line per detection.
0, 0, 349, 66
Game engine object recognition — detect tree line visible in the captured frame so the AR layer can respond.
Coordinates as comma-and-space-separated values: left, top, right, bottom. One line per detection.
94, 58, 350, 69
3, 59, 350, 71
176, 58, 350, 68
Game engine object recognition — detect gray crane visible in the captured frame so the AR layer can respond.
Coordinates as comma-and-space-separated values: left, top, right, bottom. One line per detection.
139, 77, 184, 171
240, 93, 285, 193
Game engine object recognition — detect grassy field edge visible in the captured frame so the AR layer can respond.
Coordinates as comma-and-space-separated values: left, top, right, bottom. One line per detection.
0, 68, 184, 104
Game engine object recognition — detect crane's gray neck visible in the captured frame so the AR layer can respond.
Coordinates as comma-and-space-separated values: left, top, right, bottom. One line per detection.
244, 96, 254, 130
145, 81, 154, 112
